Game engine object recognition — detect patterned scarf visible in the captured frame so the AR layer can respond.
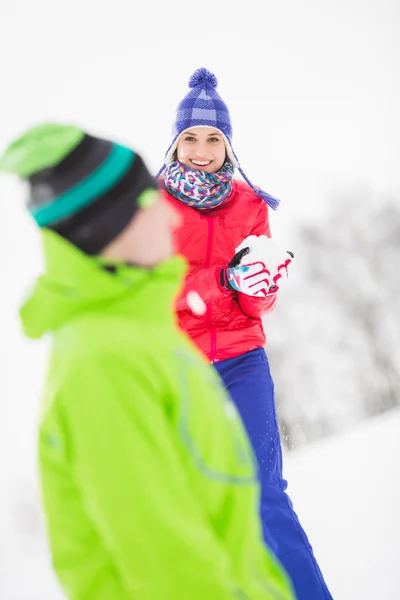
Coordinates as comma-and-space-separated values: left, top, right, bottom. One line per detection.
163, 161, 234, 209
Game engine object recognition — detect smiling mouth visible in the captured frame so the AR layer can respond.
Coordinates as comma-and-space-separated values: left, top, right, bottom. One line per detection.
190, 159, 212, 167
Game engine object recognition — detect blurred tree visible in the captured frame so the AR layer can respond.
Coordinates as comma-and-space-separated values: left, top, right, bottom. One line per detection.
267, 191, 400, 449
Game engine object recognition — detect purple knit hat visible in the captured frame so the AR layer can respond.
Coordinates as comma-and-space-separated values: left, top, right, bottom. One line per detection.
158, 68, 279, 210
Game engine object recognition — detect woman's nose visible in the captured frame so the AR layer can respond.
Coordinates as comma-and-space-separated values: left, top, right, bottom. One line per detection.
195, 142, 208, 156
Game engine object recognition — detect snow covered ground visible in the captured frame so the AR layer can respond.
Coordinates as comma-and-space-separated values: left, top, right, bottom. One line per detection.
2, 407, 399, 599
285, 408, 400, 599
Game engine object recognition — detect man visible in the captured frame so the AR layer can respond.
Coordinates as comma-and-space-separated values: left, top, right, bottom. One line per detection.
0, 123, 294, 600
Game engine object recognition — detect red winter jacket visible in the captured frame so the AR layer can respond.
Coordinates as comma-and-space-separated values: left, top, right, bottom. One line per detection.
164, 179, 277, 363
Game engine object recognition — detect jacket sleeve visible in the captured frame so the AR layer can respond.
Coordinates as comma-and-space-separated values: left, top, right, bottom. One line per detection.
175, 265, 233, 311
40, 355, 241, 600
237, 201, 277, 318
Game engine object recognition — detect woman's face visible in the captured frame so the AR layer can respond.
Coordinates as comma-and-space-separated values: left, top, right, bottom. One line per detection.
176, 127, 227, 173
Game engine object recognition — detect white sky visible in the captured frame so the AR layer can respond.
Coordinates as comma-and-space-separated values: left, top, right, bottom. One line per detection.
1, 0, 399, 229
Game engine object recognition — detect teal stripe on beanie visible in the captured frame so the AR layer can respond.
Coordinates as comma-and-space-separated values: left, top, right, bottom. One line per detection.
31, 144, 135, 227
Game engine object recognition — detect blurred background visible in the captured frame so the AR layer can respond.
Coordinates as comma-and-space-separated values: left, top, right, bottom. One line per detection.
1, 0, 399, 598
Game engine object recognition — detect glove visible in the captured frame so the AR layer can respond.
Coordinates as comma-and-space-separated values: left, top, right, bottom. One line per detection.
221, 235, 294, 298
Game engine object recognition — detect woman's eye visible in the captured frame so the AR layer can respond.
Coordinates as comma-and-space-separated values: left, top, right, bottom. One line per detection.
209, 137, 220, 143
184, 136, 196, 142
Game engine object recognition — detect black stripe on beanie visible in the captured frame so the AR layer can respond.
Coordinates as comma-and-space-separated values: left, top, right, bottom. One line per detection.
50, 152, 158, 255
28, 135, 113, 209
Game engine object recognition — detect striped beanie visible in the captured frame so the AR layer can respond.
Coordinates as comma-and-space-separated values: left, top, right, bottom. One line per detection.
158, 68, 279, 210
0, 123, 158, 254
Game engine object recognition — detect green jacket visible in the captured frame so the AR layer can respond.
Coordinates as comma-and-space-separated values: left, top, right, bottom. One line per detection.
21, 230, 294, 600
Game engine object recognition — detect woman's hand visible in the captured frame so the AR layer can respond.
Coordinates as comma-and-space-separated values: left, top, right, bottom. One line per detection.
221, 236, 294, 298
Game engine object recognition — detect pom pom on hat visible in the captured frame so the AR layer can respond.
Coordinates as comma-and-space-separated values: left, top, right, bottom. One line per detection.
189, 68, 218, 89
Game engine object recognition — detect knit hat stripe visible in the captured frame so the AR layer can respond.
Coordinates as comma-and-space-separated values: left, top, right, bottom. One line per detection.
174, 111, 231, 136
180, 97, 228, 112
31, 144, 135, 227
191, 108, 217, 121
29, 136, 114, 208
191, 109, 231, 125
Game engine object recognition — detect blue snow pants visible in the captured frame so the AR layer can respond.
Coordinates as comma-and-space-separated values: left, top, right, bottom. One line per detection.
214, 348, 333, 600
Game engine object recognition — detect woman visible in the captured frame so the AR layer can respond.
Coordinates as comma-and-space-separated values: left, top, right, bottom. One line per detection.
159, 68, 333, 600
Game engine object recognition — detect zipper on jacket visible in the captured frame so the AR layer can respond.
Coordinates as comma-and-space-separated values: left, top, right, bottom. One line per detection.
205, 216, 217, 363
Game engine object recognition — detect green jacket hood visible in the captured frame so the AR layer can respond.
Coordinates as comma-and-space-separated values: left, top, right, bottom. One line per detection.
20, 229, 187, 340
